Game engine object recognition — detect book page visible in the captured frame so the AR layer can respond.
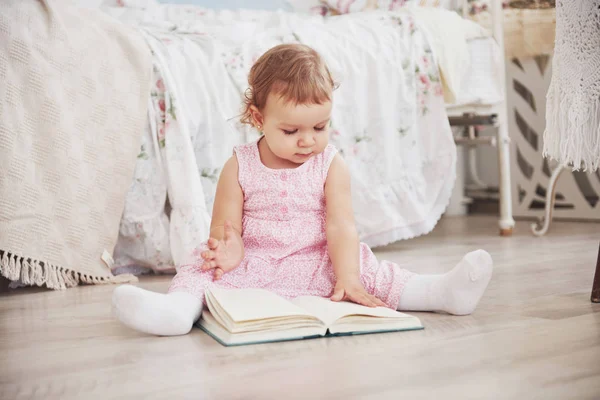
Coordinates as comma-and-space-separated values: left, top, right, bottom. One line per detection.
199, 311, 327, 346
207, 287, 317, 323
290, 296, 412, 327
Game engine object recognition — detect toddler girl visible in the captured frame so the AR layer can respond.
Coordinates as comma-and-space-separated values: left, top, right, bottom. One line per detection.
112, 44, 493, 336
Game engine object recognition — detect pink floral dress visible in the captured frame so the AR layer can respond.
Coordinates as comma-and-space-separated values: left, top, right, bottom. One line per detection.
168, 139, 414, 309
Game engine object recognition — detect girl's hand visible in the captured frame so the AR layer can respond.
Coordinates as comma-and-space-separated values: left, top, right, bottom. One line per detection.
331, 277, 387, 308
200, 221, 244, 280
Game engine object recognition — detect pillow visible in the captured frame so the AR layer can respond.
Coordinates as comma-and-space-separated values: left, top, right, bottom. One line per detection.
465, 1, 510, 16
317, 0, 509, 16
98, 0, 159, 7
286, 0, 332, 15
321, 0, 459, 14
156, 0, 292, 10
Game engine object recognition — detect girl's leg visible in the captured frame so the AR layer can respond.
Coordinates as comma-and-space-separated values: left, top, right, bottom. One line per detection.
397, 249, 493, 315
112, 265, 206, 336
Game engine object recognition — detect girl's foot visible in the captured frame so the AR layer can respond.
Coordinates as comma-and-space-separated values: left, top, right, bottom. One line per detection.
398, 250, 493, 315
112, 285, 202, 336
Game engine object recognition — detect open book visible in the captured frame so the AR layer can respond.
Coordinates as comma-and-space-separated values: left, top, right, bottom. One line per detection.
197, 287, 424, 346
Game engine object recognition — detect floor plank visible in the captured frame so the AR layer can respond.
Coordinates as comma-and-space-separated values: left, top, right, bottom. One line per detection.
1, 216, 599, 399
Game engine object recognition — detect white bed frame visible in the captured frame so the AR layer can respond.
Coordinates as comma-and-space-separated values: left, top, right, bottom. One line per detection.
447, 0, 515, 236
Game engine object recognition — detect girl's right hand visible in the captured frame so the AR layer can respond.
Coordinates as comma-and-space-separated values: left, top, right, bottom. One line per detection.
200, 221, 244, 280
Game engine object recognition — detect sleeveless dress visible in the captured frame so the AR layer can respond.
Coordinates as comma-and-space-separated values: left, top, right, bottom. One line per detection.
168, 139, 414, 309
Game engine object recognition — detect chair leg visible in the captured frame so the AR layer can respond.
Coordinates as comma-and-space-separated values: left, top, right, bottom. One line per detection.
592, 243, 600, 303
531, 164, 565, 237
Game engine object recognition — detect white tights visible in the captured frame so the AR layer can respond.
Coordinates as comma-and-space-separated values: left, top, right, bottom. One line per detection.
112, 250, 493, 336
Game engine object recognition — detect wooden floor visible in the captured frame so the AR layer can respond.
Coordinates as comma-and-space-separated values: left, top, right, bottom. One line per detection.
1, 216, 599, 400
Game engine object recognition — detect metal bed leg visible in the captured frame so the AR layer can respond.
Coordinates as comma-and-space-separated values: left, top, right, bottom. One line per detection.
496, 118, 516, 236
490, 0, 515, 236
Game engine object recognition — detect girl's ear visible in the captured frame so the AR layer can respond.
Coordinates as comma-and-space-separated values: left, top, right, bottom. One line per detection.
249, 105, 264, 129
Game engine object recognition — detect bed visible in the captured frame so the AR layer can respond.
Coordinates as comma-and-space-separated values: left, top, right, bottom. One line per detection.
91, 0, 514, 275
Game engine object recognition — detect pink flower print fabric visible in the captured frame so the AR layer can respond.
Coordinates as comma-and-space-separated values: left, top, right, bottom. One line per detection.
168, 139, 414, 309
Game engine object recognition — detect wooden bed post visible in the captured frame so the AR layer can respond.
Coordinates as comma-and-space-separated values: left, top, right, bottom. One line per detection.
592, 243, 600, 303
490, 0, 516, 236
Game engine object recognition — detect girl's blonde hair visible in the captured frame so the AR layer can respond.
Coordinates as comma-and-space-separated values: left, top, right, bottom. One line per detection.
240, 44, 335, 126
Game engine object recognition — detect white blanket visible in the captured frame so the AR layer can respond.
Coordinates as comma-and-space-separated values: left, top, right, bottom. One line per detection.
407, 7, 488, 104
104, 2, 457, 273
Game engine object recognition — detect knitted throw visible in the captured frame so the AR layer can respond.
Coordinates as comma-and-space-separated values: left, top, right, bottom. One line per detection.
544, 0, 600, 171
0, 1, 151, 289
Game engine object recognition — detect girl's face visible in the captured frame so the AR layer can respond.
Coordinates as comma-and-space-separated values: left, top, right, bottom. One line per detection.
251, 92, 332, 166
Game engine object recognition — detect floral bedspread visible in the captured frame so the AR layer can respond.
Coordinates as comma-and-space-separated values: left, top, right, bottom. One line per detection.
105, 3, 456, 274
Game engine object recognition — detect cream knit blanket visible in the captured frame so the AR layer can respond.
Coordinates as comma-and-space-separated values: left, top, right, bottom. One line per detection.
0, 1, 151, 289
544, 0, 600, 171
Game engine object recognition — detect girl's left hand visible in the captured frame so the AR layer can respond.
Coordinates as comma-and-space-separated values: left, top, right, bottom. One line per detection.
331, 278, 387, 308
